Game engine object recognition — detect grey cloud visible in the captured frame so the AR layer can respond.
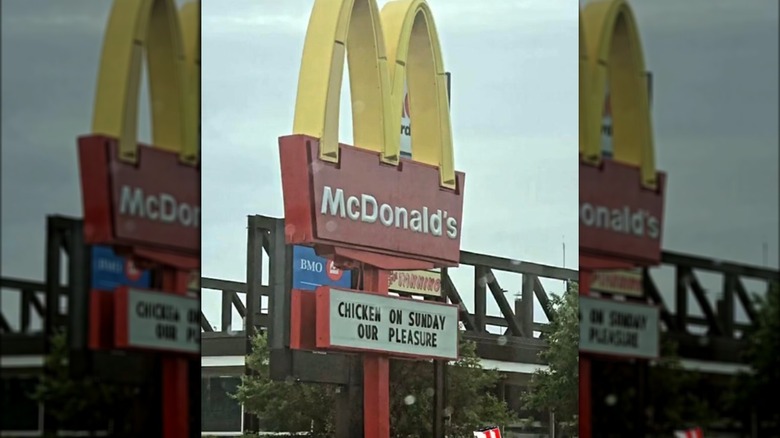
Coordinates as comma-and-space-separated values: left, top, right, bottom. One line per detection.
1, 1, 186, 282
634, 2, 778, 269
590, 0, 778, 321
2, 5, 107, 280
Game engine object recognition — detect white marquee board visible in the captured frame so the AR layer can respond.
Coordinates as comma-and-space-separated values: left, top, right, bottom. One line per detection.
316, 287, 459, 360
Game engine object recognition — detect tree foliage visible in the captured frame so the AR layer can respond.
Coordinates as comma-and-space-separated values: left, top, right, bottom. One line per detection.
643, 339, 715, 433
729, 282, 780, 432
232, 333, 337, 435
29, 330, 138, 434
233, 332, 517, 437
391, 336, 517, 437
515, 281, 715, 434
521, 281, 579, 434
589, 337, 715, 435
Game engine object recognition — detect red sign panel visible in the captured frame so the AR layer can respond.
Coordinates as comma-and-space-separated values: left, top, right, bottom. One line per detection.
580, 158, 665, 266
78, 135, 200, 256
279, 134, 466, 268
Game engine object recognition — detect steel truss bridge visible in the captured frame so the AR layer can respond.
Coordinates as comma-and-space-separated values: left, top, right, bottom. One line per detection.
1, 215, 778, 433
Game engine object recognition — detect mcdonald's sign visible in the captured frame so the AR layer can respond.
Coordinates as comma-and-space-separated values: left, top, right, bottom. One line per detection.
279, 0, 465, 270
78, 0, 200, 257
86, 0, 200, 343
580, 0, 666, 267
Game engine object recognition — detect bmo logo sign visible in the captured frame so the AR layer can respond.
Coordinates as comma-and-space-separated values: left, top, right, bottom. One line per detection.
125, 259, 143, 282
326, 260, 343, 281
299, 258, 344, 282
292, 245, 351, 291
90, 245, 151, 291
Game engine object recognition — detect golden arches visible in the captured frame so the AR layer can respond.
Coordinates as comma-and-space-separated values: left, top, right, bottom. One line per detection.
180, 1, 200, 162
91, 0, 200, 166
579, 13, 590, 154
292, 0, 456, 190
581, 0, 656, 189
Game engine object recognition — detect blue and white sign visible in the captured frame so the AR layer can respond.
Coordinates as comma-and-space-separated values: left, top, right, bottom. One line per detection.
292, 245, 351, 291
91, 245, 151, 291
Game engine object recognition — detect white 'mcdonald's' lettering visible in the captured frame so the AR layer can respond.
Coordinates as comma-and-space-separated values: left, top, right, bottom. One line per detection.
119, 185, 200, 228
580, 202, 659, 239
321, 186, 458, 239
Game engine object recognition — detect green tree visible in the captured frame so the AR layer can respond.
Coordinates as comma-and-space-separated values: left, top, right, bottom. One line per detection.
729, 281, 780, 433
232, 333, 337, 436
391, 335, 517, 437
644, 339, 714, 433
575, 296, 714, 434
521, 281, 579, 435
586, 320, 713, 434
29, 330, 137, 435
522, 281, 721, 435
233, 332, 517, 437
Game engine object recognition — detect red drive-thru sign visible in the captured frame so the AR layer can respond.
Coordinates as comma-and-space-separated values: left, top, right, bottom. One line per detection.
284, 0, 462, 436
77, 1, 200, 438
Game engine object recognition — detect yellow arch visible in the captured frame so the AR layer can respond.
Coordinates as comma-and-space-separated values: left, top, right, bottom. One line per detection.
180, 1, 200, 165
582, 0, 656, 189
579, 13, 589, 153
91, 0, 199, 167
292, 0, 456, 189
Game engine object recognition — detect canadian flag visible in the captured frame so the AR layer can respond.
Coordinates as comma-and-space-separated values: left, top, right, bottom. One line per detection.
674, 427, 703, 438
473, 427, 501, 438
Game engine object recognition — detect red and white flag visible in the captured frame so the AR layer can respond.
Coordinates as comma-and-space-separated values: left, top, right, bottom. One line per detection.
474, 427, 501, 438
674, 427, 703, 438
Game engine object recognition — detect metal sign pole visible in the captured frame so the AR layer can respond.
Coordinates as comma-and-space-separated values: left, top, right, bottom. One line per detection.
430, 280, 447, 438
244, 215, 265, 432
433, 348, 446, 437
160, 268, 190, 438
361, 267, 391, 438
549, 410, 556, 438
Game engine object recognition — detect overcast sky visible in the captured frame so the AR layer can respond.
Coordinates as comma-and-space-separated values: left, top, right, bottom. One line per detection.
1, 0, 777, 334
613, 0, 779, 325
0, 0, 182, 329
627, 0, 778, 268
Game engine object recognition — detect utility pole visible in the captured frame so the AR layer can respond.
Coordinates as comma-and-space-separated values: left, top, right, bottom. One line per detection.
763, 241, 768, 267
562, 237, 568, 290
550, 409, 556, 438
763, 241, 773, 297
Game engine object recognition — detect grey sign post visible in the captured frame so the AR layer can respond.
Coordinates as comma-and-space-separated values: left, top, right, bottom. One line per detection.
579, 296, 659, 359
